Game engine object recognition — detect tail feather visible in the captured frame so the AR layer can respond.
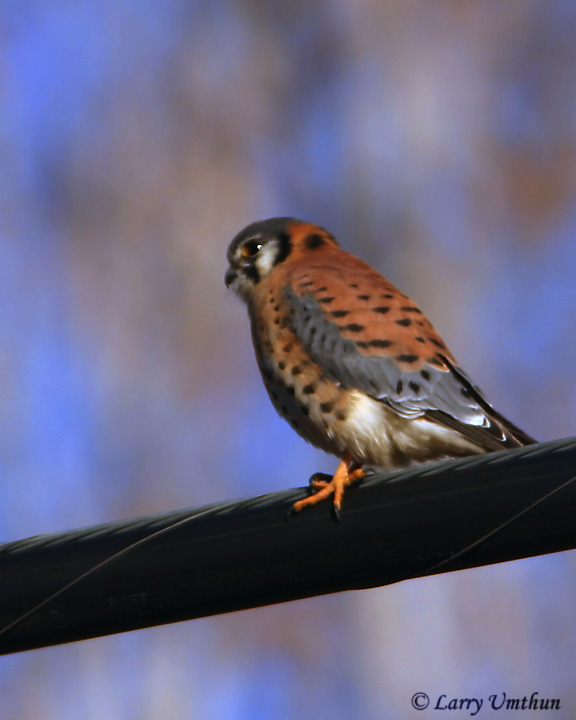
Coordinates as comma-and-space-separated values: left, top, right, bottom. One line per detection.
427, 357, 537, 451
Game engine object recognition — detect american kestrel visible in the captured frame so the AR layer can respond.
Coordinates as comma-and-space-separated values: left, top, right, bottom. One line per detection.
225, 217, 536, 517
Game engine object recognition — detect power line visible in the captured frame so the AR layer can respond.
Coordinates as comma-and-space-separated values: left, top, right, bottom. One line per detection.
1, 437, 575, 655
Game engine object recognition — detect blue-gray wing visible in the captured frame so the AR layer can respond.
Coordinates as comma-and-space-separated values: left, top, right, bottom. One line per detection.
285, 288, 535, 450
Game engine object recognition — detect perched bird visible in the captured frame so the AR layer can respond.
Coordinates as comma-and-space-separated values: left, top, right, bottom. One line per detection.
225, 217, 536, 516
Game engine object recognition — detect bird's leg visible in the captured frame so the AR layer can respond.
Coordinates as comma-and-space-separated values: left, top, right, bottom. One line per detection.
291, 453, 366, 517
307, 472, 332, 491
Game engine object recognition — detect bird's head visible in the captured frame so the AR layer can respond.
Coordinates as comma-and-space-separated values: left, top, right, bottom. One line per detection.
225, 217, 338, 302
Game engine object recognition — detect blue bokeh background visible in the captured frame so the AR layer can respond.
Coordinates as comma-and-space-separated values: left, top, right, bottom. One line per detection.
2, 2, 576, 718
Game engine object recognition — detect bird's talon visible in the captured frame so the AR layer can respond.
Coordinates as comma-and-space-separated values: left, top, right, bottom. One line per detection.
285, 505, 298, 522
308, 472, 331, 491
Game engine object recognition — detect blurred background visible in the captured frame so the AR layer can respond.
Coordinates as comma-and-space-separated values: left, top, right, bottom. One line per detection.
2, 1, 576, 718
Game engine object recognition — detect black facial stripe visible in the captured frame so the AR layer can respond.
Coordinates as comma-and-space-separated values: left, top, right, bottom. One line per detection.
245, 263, 260, 284
273, 231, 293, 266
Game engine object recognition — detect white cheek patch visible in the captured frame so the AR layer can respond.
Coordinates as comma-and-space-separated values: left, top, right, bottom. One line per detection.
254, 242, 279, 278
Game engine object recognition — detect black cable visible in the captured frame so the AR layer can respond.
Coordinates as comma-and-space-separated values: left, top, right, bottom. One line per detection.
1, 437, 575, 655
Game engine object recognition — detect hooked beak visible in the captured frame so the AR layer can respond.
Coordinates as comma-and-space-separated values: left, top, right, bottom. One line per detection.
224, 267, 237, 287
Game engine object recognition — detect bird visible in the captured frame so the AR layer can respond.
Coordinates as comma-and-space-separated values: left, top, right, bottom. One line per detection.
225, 217, 536, 517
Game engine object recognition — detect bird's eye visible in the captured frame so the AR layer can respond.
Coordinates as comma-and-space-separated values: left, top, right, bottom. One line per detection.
241, 240, 263, 258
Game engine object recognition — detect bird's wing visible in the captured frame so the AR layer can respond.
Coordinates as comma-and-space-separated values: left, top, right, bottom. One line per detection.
284, 274, 535, 451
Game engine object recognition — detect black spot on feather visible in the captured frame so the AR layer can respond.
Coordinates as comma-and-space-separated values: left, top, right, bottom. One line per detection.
304, 233, 326, 250
395, 353, 419, 364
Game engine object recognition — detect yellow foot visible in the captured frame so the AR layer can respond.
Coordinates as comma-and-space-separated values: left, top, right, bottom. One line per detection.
290, 455, 366, 519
